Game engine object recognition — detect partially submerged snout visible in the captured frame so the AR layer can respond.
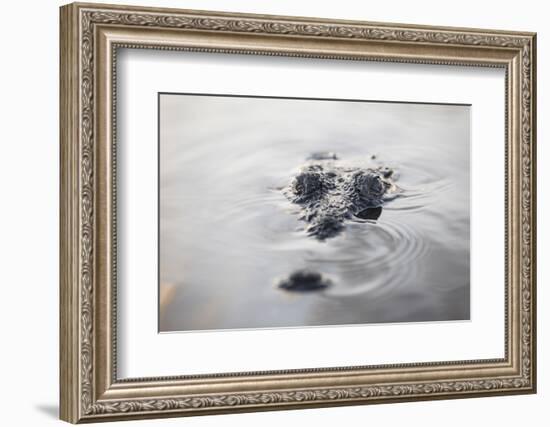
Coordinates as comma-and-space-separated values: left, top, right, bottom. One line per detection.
278, 269, 332, 291
283, 154, 396, 240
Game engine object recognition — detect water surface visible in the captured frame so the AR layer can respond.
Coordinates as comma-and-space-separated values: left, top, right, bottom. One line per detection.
159, 94, 470, 332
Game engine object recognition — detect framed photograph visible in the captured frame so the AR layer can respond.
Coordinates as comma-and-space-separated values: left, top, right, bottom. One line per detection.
60, 2, 537, 423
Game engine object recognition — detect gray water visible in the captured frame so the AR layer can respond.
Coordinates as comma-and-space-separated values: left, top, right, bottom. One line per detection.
159, 94, 470, 332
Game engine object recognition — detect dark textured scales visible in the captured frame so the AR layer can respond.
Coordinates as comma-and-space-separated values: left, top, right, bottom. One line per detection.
283, 154, 396, 240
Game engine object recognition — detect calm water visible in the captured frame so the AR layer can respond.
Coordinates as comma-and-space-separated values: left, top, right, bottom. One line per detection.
159, 94, 470, 332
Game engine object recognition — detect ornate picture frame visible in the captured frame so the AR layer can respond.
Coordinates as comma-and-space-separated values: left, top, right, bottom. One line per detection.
60, 2, 536, 423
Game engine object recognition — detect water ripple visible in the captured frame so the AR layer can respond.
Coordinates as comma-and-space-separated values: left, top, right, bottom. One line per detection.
306, 218, 430, 299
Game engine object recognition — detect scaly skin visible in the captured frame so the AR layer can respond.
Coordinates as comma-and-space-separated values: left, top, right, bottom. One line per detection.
283, 153, 396, 240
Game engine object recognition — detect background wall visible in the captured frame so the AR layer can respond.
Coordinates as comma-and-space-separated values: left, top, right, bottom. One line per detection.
0, 0, 545, 425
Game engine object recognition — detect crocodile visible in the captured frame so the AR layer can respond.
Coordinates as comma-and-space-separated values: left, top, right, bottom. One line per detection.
282, 152, 397, 241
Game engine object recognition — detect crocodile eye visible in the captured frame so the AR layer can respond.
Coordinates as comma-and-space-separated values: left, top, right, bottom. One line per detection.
358, 173, 386, 197
362, 174, 386, 197
293, 172, 323, 200
381, 167, 393, 178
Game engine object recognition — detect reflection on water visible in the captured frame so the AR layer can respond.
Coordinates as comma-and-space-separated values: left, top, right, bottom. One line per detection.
159, 94, 470, 332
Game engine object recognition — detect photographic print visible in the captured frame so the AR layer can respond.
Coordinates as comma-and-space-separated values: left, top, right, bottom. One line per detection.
159, 93, 470, 332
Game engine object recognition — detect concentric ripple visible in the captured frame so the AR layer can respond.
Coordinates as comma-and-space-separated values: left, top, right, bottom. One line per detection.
304, 217, 430, 299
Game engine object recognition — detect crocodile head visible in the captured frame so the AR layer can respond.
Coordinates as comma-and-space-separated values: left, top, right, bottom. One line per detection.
283, 152, 396, 240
